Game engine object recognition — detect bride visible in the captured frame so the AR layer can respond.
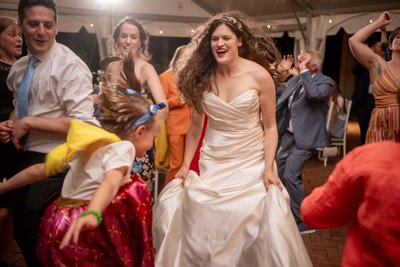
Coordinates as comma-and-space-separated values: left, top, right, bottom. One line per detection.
153, 11, 313, 267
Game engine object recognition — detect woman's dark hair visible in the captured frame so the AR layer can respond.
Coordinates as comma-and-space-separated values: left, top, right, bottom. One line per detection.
389, 26, 400, 46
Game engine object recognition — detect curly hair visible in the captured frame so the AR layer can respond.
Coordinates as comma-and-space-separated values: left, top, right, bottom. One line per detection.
174, 10, 281, 114
98, 55, 156, 136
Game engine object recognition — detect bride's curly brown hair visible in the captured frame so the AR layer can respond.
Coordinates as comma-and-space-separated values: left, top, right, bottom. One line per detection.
174, 10, 281, 114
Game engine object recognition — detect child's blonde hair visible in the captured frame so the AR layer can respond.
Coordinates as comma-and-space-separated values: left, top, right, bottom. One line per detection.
98, 84, 156, 136
98, 50, 162, 136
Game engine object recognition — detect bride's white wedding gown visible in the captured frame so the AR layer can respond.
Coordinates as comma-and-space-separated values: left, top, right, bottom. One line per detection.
153, 90, 313, 267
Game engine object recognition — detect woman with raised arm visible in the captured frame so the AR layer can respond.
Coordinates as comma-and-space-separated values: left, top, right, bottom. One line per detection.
349, 11, 400, 143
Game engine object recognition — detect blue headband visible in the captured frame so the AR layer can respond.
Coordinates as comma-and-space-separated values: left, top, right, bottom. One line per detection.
126, 88, 138, 95
131, 102, 166, 128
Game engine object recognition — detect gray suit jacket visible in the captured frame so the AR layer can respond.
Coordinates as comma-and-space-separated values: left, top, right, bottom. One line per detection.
276, 70, 334, 149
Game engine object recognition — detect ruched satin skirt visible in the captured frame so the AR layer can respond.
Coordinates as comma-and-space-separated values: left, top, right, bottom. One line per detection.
153, 90, 312, 266
153, 173, 312, 267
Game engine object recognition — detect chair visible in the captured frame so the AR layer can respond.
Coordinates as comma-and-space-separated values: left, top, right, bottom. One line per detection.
317, 98, 352, 166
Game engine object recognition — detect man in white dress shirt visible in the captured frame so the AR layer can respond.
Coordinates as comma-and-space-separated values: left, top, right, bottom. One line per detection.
0, 0, 97, 265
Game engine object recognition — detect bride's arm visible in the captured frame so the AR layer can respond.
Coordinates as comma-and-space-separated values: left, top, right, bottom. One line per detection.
257, 69, 281, 190
174, 110, 204, 180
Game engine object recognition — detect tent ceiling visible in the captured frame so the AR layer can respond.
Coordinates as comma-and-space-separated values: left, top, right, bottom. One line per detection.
192, 0, 400, 20
1, 0, 399, 38
1, 0, 400, 23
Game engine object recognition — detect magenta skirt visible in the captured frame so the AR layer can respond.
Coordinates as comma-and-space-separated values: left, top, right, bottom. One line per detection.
37, 173, 154, 267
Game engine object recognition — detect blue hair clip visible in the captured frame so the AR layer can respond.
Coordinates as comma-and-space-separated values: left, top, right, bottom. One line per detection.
126, 88, 139, 95
131, 102, 166, 128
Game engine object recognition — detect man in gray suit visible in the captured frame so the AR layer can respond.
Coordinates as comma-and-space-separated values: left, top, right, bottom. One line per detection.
276, 49, 334, 234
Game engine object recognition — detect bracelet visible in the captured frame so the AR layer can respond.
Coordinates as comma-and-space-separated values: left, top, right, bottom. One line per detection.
79, 210, 103, 225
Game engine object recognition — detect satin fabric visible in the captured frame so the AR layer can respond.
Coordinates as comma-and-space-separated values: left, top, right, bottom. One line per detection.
153, 90, 312, 267
37, 174, 155, 267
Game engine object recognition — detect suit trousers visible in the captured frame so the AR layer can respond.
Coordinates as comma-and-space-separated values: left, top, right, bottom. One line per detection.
165, 134, 186, 185
276, 132, 313, 225
11, 150, 65, 267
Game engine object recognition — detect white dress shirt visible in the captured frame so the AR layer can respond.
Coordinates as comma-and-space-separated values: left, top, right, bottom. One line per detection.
7, 42, 98, 153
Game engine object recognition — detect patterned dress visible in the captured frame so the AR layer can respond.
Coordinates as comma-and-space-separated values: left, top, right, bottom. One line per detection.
366, 65, 400, 143
38, 174, 154, 267
133, 86, 156, 191
36, 121, 154, 267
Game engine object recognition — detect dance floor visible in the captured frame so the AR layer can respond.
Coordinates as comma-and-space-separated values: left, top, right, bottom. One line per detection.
6, 120, 362, 267
300, 120, 361, 267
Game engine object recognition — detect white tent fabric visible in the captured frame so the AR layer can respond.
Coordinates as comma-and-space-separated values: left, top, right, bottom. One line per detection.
1, 0, 399, 58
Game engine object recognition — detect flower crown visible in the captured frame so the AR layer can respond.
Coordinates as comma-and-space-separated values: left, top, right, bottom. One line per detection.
218, 15, 243, 32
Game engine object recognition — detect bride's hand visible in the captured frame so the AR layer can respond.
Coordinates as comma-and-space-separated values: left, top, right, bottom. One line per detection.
174, 166, 189, 184
263, 171, 283, 191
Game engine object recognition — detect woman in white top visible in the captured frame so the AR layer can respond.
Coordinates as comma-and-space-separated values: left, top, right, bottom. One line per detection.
0, 62, 165, 266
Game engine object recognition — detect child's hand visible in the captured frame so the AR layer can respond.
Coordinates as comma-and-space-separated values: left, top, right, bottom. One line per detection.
59, 214, 99, 249
0, 178, 8, 194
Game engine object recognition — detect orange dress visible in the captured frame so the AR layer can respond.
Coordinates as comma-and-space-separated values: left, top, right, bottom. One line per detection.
366, 65, 400, 143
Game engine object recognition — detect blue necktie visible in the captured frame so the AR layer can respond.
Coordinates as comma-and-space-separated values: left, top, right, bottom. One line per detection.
18, 56, 38, 118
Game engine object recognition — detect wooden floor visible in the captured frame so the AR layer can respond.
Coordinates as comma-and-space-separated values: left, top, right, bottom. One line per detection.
5, 121, 362, 267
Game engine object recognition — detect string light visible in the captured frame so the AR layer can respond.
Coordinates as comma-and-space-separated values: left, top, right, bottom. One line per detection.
328, 12, 333, 24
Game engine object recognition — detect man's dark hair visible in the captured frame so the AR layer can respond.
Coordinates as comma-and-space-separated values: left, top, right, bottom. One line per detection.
18, 0, 58, 23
